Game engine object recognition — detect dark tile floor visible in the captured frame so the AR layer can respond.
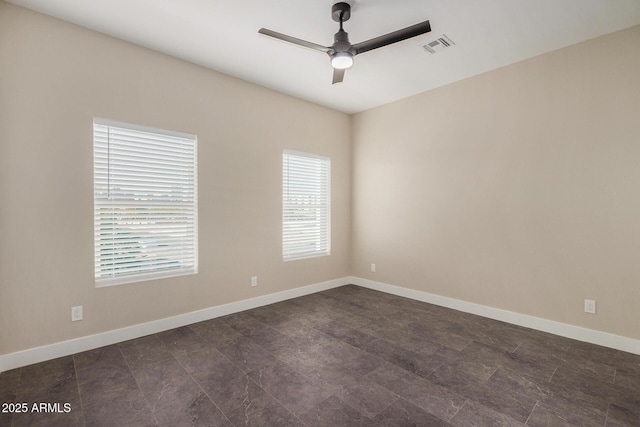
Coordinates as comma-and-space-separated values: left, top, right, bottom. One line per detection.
1, 285, 639, 426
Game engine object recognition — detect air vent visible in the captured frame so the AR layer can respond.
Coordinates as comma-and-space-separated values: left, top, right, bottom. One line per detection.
422, 34, 455, 54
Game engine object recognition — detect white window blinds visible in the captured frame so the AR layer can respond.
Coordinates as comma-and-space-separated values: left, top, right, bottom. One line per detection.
93, 118, 198, 286
283, 150, 330, 261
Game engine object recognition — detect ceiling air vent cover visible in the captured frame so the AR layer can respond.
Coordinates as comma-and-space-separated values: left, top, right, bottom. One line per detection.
423, 34, 455, 54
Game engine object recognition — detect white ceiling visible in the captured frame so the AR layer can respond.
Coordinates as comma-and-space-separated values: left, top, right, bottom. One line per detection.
7, 0, 640, 114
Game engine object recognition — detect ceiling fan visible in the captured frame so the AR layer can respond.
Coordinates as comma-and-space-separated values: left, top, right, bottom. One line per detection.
258, 2, 431, 84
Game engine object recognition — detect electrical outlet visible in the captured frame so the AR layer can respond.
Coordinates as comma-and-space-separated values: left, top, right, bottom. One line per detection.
251, 276, 258, 287
371, 263, 376, 273
584, 299, 596, 314
71, 306, 83, 321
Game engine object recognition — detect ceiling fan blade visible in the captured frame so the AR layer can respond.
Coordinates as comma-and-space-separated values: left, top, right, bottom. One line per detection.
353, 20, 431, 55
332, 68, 345, 84
259, 28, 330, 53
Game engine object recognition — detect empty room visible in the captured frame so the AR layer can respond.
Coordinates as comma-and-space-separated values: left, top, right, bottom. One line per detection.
1, 0, 639, 425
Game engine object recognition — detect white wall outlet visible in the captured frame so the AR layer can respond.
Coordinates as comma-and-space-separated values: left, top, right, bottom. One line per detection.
371, 263, 376, 273
71, 306, 83, 321
584, 299, 596, 314
251, 276, 258, 287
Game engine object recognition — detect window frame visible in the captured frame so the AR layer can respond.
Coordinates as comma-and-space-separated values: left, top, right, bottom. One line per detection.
93, 118, 198, 287
282, 150, 331, 261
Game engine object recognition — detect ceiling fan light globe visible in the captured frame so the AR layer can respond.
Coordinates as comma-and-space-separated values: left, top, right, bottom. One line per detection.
331, 52, 353, 69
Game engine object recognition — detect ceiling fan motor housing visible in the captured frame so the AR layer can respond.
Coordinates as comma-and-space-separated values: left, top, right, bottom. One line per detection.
332, 29, 355, 54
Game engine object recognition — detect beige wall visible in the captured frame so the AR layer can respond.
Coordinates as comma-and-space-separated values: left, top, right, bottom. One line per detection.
352, 25, 640, 340
0, 2, 351, 355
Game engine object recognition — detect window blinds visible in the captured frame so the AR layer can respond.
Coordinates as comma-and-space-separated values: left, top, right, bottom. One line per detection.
282, 151, 330, 261
93, 119, 197, 286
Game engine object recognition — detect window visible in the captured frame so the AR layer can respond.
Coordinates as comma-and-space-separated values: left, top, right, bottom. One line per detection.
93, 118, 197, 286
282, 150, 330, 261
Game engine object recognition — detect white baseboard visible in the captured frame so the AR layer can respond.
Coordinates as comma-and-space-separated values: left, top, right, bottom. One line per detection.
0, 277, 348, 373
349, 276, 640, 355
3, 275, 638, 372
